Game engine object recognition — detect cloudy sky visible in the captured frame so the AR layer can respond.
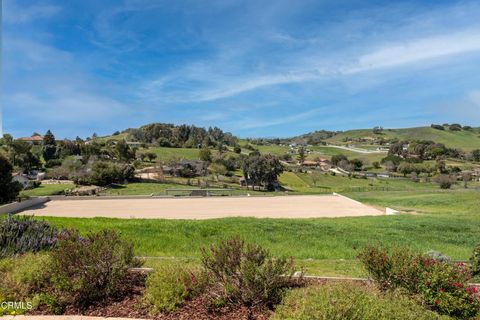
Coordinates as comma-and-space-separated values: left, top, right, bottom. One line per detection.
3, 0, 480, 138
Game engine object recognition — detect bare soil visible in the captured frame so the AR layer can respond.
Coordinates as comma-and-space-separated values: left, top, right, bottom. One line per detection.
21, 195, 383, 219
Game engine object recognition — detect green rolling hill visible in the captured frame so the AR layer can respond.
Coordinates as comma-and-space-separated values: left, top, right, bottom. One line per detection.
325, 126, 480, 151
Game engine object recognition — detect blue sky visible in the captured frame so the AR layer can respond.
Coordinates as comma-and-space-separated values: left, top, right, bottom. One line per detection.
3, 0, 480, 139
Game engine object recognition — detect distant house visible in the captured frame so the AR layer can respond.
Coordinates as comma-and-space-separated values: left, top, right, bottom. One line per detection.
471, 168, 480, 181
301, 158, 331, 171
26, 170, 46, 181
126, 141, 142, 147
301, 160, 318, 167
12, 173, 30, 189
17, 134, 44, 145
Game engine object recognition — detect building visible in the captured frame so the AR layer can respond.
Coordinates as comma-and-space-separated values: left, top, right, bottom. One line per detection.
17, 134, 44, 145
300, 158, 331, 171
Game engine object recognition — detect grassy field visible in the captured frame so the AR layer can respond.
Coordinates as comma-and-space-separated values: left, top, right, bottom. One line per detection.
138, 146, 237, 163
326, 126, 480, 151
138, 147, 202, 162
279, 171, 439, 194
308, 146, 386, 163
20, 184, 75, 197
102, 182, 200, 196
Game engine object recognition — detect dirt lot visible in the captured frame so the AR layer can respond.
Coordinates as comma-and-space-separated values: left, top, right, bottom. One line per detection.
20, 195, 383, 219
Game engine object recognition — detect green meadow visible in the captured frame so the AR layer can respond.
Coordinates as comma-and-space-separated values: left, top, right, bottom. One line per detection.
35, 188, 480, 276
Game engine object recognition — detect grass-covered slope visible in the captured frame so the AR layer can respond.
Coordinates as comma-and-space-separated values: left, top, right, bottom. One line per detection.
326, 126, 480, 151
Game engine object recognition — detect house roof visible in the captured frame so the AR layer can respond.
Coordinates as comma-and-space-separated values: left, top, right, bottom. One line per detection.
302, 160, 318, 165
18, 135, 44, 142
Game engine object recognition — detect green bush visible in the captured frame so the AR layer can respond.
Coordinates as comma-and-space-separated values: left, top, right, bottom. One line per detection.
0, 253, 51, 315
201, 236, 295, 308
49, 229, 141, 309
144, 263, 206, 313
272, 282, 452, 320
0, 216, 61, 258
358, 245, 480, 318
0, 253, 50, 299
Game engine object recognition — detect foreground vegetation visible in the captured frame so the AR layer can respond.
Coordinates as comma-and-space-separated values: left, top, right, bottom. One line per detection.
1, 216, 479, 319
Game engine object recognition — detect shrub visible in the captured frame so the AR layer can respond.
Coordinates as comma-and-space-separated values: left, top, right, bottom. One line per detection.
201, 237, 295, 308
49, 229, 141, 309
431, 124, 446, 131
433, 174, 457, 189
144, 263, 206, 313
272, 282, 451, 320
358, 245, 480, 318
0, 216, 60, 258
0, 253, 51, 305
0, 155, 23, 204
44, 159, 63, 168
449, 124, 462, 131
471, 244, 480, 277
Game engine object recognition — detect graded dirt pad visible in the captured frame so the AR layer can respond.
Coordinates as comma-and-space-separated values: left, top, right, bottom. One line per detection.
20, 195, 383, 219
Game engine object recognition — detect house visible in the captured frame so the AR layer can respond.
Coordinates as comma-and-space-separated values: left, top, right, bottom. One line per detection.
300, 158, 331, 171
26, 170, 46, 181
17, 134, 44, 145
126, 141, 143, 147
12, 173, 30, 189
470, 168, 480, 181
301, 160, 318, 167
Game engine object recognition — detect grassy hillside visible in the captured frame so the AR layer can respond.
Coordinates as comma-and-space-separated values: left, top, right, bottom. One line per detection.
326, 126, 480, 151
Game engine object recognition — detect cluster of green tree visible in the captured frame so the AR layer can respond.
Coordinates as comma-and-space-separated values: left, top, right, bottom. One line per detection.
72, 161, 135, 186
242, 153, 284, 191
388, 140, 460, 160
0, 129, 143, 173
199, 146, 284, 190
125, 123, 237, 148
0, 134, 42, 172
331, 154, 364, 171
0, 155, 23, 204
431, 123, 473, 131
380, 154, 444, 174
471, 149, 480, 162
245, 130, 338, 146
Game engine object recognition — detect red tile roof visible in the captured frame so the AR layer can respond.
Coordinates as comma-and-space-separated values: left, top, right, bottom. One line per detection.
18, 135, 44, 142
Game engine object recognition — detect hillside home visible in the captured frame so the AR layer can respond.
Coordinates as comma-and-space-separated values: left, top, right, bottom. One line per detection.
17, 134, 44, 145
301, 158, 331, 171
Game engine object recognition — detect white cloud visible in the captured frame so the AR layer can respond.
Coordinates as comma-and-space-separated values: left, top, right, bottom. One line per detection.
3, 1, 61, 24
140, 28, 480, 103
227, 108, 326, 129
348, 30, 480, 73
